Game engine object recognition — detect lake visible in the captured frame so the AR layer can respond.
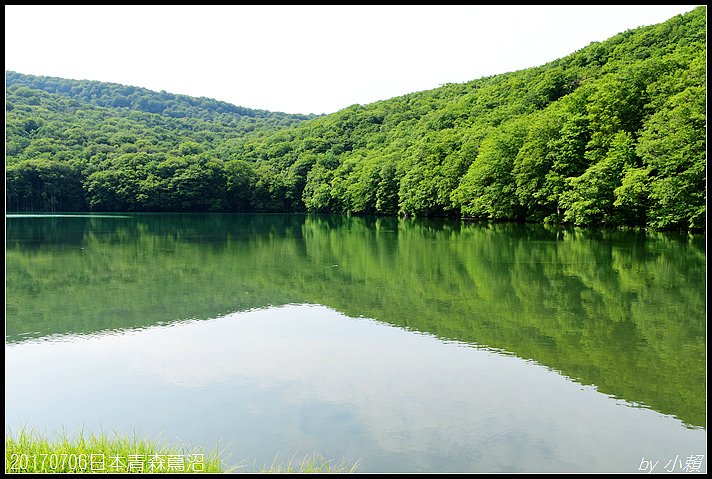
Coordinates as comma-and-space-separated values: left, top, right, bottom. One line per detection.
5, 213, 707, 472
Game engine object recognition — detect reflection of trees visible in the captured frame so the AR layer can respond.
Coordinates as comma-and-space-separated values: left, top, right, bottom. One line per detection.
6, 214, 705, 427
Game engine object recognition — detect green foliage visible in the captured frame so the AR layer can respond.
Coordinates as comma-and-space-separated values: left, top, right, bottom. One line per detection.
5, 7, 706, 229
452, 119, 527, 219
5, 71, 315, 122
6, 159, 87, 212
560, 131, 636, 225
636, 86, 706, 229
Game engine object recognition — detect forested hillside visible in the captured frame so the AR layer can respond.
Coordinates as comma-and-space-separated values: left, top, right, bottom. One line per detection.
6, 7, 706, 229
5, 73, 316, 212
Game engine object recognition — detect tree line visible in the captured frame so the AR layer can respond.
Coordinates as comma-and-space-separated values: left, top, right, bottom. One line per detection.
5, 7, 706, 229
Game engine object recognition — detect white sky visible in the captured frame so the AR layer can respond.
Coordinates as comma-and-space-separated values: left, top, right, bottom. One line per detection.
4, 5, 703, 115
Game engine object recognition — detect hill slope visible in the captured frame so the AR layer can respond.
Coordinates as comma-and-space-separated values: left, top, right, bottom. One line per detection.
5, 7, 706, 229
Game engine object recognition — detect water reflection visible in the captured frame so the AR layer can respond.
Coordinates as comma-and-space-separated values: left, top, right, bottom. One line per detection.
6, 213, 706, 431
5, 305, 706, 472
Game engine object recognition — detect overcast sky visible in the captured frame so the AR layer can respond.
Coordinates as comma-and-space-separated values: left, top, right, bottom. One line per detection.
5, 5, 702, 115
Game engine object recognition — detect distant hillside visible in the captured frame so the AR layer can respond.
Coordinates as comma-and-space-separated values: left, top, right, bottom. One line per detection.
5, 7, 706, 229
5, 72, 316, 212
6, 71, 314, 121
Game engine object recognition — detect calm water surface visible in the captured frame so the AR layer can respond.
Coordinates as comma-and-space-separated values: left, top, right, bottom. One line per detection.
5, 214, 706, 472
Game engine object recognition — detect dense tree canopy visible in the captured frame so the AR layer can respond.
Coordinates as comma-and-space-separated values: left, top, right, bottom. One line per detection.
5, 7, 706, 229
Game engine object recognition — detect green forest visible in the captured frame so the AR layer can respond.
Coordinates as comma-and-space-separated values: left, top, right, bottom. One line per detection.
5, 7, 706, 230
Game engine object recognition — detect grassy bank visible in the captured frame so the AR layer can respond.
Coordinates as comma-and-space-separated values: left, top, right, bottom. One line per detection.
5, 430, 224, 473
5, 430, 358, 473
